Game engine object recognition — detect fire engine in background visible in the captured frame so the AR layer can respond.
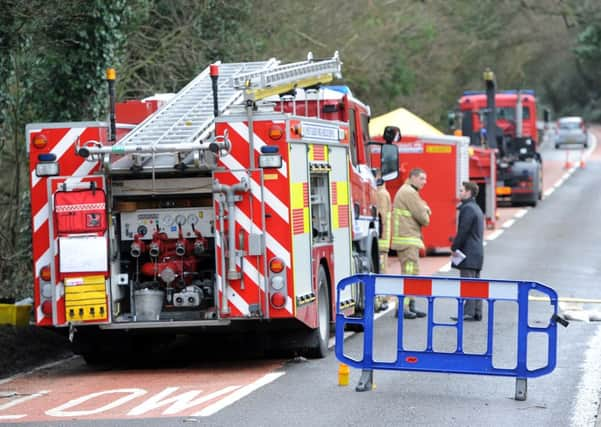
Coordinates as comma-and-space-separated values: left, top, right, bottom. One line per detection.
26, 53, 399, 361
369, 130, 470, 254
467, 145, 497, 229
454, 69, 543, 207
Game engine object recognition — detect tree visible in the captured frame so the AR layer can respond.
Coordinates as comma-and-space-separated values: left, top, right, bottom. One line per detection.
117, 0, 254, 99
0, 0, 133, 298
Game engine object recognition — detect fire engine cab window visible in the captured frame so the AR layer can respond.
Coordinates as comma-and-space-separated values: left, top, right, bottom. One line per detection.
360, 113, 370, 165
493, 107, 531, 120
349, 108, 358, 166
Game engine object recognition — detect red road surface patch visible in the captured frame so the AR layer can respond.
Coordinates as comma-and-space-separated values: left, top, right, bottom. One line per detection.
0, 359, 283, 422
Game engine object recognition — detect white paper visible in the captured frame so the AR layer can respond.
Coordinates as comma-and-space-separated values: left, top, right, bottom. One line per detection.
451, 249, 466, 266
59, 236, 108, 273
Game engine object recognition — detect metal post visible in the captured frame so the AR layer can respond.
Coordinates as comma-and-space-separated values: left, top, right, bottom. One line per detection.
516, 90, 523, 138
106, 68, 117, 143
355, 369, 373, 392
356, 278, 374, 392
515, 378, 527, 401
210, 64, 219, 118
246, 100, 255, 170
515, 283, 529, 400
483, 69, 497, 149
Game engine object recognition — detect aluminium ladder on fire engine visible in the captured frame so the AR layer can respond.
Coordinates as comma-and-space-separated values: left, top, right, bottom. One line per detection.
114, 60, 279, 152
113, 53, 342, 153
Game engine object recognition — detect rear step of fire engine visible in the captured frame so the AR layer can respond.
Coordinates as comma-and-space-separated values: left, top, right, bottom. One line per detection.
82, 53, 342, 170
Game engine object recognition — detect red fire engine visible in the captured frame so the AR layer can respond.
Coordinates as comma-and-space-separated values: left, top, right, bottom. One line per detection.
26, 54, 399, 361
369, 133, 470, 253
456, 71, 543, 207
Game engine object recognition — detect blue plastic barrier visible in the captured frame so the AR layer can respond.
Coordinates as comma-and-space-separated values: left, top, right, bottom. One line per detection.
335, 274, 568, 400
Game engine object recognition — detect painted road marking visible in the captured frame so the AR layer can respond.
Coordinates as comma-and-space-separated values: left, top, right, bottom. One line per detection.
130, 386, 239, 416
0, 391, 49, 420
571, 324, 601, 426
485, 229, 504, 241
193, 372, 284, 417
438, 262, 452, 273
46, 388, 149, 417
514, 209, 528, 219
0, 368, 283, 422
560, 131, 601, 379
502, 219, 515, 228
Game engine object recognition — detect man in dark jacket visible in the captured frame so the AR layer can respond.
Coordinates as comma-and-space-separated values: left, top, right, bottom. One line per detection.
451, 181, 484, 321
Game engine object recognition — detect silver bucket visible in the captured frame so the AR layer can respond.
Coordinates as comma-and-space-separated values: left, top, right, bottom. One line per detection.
134, 289, 164, 321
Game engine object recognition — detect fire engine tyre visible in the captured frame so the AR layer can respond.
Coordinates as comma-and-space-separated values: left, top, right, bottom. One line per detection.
306, 266, 331, 359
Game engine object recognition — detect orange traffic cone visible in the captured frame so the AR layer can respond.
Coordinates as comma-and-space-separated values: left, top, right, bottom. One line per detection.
563, 149, 572, 170
579, 149, 586, 169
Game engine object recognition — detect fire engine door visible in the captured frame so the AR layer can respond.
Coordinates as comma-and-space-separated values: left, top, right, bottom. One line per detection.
327, 145, 352, 304
213, 169, 267, 317
289, 143, 312, 305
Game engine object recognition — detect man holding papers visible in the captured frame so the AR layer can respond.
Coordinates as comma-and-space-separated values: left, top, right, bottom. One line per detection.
451, 181, 485, 321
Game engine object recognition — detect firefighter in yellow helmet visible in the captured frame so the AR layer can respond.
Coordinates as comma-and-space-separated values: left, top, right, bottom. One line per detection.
375, 174, 392, 311
391, 167, 431, 319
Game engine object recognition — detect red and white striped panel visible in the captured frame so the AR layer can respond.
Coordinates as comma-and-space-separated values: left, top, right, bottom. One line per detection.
374, 276, 518, 301
214, 121, 293, 317
29, 126, 105, 326
54, 203, 105, 212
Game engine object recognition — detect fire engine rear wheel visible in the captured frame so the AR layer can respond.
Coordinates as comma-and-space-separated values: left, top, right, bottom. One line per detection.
306, 266, 330, 358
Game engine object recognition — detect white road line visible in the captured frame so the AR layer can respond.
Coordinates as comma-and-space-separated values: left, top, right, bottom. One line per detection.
193, 372, 284, 417
502, 219, 515, 228
485, 229, 504, 241
438, 262, 452, 273
514, 209, 528, 219
0, 390, 49, 420
571, 324, 601, 426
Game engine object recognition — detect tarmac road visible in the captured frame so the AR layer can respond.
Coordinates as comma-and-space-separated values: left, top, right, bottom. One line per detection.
2, 127, 600, 426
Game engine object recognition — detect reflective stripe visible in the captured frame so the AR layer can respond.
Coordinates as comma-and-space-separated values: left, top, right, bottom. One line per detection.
381, 212, 391, 240
378, 212, 391, 250
394, 208, 412, 217
391, 236, 424, 248
404, 261, 417, 274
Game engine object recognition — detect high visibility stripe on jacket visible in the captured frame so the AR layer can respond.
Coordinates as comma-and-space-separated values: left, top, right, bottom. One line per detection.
390, 236, 424, 248
390, 183, 430, 251
391, 208, 425, 247
378, 211, 391, 251
395, 208, 412, 217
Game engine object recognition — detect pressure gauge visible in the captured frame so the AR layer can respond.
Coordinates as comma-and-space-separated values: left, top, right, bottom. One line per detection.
175, 214, 187, 226
187, 214, 200, 226
162, 214, 174, 227
136, 225, 148, 236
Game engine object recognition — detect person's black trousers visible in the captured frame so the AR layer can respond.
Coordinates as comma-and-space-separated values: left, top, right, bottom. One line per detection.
461, 268, 482, 317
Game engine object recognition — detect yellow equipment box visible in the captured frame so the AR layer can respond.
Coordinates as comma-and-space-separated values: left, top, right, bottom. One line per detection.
0, 304, 31, 327
65, 275, 108, 322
